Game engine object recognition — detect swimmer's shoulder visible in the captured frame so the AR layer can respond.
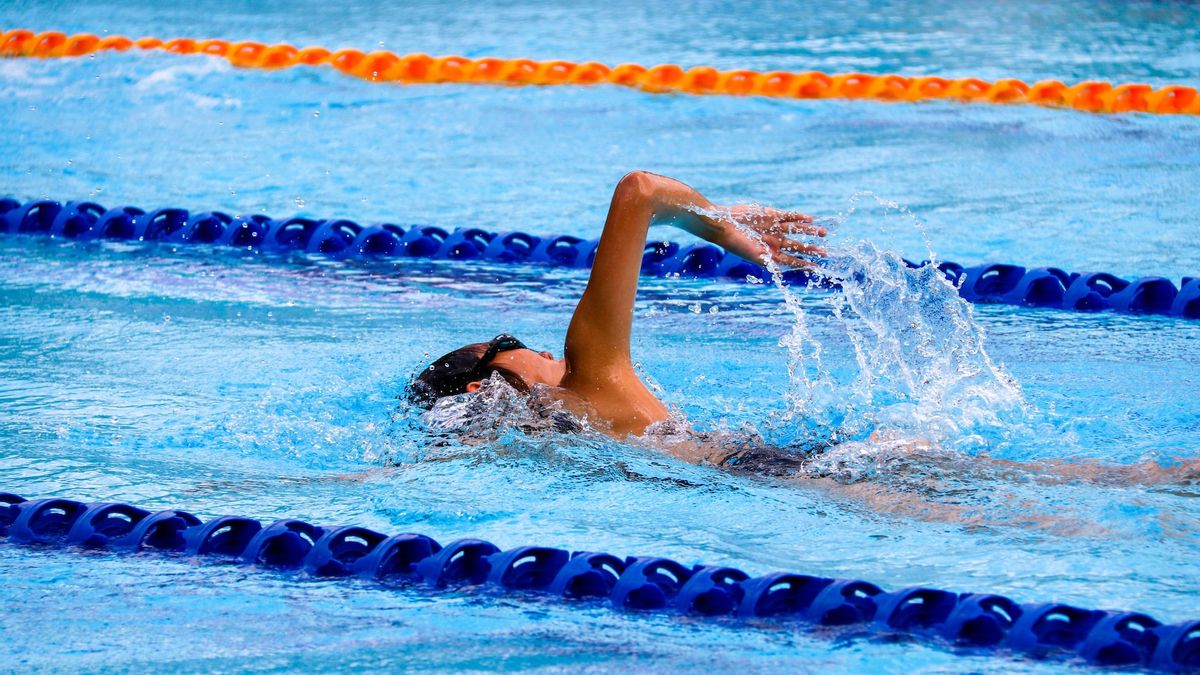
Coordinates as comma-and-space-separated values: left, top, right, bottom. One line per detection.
551, 378, 669, 437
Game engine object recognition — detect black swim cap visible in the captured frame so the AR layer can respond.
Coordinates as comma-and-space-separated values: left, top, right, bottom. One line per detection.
408, 334, 529, 407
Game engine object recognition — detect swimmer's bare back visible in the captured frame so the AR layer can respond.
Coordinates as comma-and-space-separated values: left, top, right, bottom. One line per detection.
556, 172, 826, 437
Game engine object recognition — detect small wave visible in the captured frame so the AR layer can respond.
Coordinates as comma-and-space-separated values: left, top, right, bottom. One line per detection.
133, 56, 231, 91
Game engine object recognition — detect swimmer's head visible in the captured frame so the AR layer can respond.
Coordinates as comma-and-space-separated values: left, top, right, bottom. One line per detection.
407, 334, 566, 408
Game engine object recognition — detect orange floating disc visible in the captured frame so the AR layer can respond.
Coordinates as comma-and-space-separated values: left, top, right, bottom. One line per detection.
1064, 81, 1112, 112
500, 58, 539, 84
163, 38, 198, 54
296, 46, 330, 65
1102, 83, 1151, 113
946, 77, 991, 100
608, 63, 648, 87
97, 35, 133, 51
640, 63, 685, 91
258, 44, 298, 69
906, 76, 951, 99
866, 74, 910, 101
719, 69, 761, 96
757, 71, 795, 97
567, 61, 610, 85
31, 31, 67, 57
228, 41, 268, 68
396, 53, 434, 81
134, 37, 163, 50
465, 57, 505, 82
353, 51, 401, 81
198, 39, 231, 57
61, 33, 100, 57
1027, 80, 1068, 106
831, 72, 875, 99
985, 78, 1030, 104
1147, 85, 1197, 114
1, 30, 36, 56
431, 55, 472, 82
536, 59, 577, 85
682, 66, 721, 94
792, 71, 834, 99
328, 48, 365, 75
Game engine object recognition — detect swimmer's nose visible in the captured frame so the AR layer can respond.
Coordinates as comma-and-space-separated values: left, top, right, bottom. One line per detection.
540, 351, 554, 360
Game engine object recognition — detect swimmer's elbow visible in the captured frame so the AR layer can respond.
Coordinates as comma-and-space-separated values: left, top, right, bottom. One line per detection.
615, 170, 658, 203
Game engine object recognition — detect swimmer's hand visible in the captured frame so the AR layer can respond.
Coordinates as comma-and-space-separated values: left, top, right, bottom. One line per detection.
705, 204, 827, 269
635, 172, 826, 268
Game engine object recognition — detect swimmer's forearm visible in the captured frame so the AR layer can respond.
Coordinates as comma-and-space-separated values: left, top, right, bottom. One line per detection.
636, 172, 727, 242
639, 172, 825, 269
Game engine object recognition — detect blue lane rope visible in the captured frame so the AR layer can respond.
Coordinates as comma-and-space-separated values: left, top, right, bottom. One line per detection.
1, 493, 1197, 670
2, 198, 1198, 320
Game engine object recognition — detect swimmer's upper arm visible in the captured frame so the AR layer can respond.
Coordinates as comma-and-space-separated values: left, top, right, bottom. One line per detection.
563, 172, 717, 380
563, 172, 653, 376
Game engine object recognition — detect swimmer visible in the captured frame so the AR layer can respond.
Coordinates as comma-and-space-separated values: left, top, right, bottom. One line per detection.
408, 171, 826, 445
405, 172, 1199, 495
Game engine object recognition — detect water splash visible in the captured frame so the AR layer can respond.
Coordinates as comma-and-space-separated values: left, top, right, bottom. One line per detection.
731, 194, 1028, 457
403, 195, 1029, 478
418, 373, 588, 441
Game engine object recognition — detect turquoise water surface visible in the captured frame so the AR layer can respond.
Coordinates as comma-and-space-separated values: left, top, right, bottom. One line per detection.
1, 0, 1198, 672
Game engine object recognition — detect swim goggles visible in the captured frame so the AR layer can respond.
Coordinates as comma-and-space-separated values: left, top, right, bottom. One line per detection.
464, 334, 529, 382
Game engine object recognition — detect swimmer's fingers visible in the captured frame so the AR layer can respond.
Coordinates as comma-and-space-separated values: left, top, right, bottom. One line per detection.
764, 212, 825, 237
769, 249, 820, 270
763, 239, 825, 271
723, 205, 823, 237
757, 207, 812, 224
776, 209, 814, 225
789, 220, 827, 237
765, 233, 827, 259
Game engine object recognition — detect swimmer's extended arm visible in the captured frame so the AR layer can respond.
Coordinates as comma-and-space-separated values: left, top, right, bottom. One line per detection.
564, 171, 825, 379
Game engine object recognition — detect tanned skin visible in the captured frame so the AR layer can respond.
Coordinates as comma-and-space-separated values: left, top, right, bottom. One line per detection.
462, 171, 826, 437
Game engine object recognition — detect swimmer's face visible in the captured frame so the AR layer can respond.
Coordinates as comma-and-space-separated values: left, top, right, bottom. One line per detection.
464, 348, 566, 393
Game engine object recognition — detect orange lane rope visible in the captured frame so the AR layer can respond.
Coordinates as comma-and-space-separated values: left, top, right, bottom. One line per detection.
2, 29, 1197, 115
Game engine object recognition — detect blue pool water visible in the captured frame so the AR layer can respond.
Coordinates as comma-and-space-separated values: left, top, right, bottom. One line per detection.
2, 0, 1199, 671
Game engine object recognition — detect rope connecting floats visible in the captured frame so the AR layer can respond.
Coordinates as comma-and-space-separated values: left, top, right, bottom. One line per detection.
2, 29, 1197, 115
3, 198, 1198, 319
2, 493, 1198, 671
3, 198, 1198, 320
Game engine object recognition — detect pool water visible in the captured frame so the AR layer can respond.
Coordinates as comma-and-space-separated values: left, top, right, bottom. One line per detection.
2, 0, 1199, 671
